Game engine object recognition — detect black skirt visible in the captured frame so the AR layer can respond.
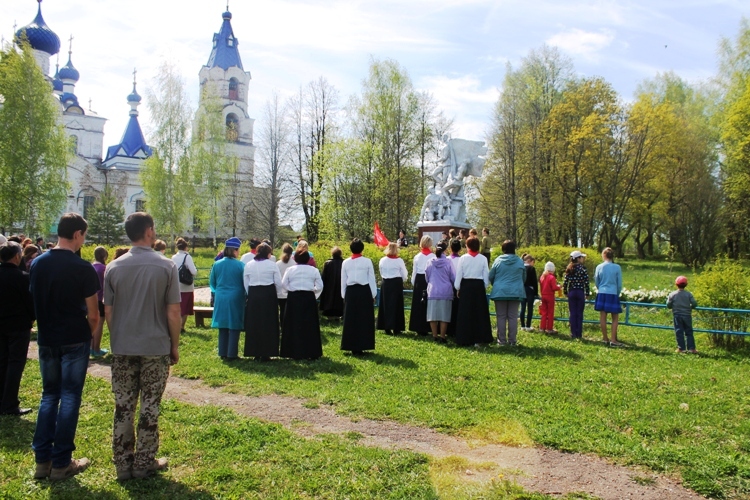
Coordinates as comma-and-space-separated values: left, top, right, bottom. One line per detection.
377, 278, 405, 331
408, 273, 430, 334
447, 287, 459, 337
280, 291, 322, 360
341, 284, 375, 351
244, 284, 280, 358
278, 298, 287, 328
454, 279, 493, 346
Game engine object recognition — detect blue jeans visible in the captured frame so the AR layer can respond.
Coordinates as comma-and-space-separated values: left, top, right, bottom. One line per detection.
32, 342, 90, 468
674, 315, 695, 351
218, 329, 240, 358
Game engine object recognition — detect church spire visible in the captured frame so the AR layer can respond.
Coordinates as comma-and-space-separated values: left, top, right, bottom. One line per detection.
206, 8, 243, 70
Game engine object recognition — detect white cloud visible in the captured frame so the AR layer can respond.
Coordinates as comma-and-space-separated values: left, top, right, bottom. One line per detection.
547, 28, 616, 60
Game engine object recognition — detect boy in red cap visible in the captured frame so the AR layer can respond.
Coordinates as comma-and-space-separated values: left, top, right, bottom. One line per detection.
666, 276, 698, 353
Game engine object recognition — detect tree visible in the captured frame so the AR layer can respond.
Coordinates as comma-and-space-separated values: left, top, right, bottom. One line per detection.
87, 185, 125, 244
251, 92, 294, 246
289, 77, 338, 242
192, 84, 232, 247
0, 40, 70, 235
140, 61, 193, 246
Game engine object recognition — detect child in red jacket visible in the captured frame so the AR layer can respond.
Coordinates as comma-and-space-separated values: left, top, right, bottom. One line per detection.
539, 262, 562, 333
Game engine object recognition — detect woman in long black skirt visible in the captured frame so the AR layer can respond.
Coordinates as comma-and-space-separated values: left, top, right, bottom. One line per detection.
377, 242, 407, 335
243, 243, 283, 360
409, 235, 436, 335
341, 239, 377, 354
320, 246, 345, 318
446, 239, 462, 337
280, 251, 324, 360
454, 236, 493, 346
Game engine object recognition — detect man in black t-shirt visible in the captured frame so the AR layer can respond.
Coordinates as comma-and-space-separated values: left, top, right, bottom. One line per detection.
29, 213, 100, 482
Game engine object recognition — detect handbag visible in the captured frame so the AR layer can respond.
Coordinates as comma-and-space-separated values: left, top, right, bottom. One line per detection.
178, 254, 194, 285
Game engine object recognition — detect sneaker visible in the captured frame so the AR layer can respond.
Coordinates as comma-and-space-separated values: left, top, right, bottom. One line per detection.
34, 461, 51, 479
676, 348, 686, 353
688, 349, 699, 354
609, 341, 624, 348
49, 457, 90, 481
132, 457, 168, 479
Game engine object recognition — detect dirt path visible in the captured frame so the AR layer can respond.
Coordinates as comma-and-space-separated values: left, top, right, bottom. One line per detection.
27, 345, 702, 499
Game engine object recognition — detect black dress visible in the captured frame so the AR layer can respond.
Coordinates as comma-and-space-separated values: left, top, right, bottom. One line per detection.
341, 284, 375, 351
377, 278, 405, 332
280, 291, 322, 360
319, 257, 344, 317
244, 284, 280, 358
454, 279, 493, 346
408, 273, 430, 335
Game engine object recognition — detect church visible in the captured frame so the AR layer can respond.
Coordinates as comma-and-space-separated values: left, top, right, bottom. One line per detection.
14, 1, 256, 237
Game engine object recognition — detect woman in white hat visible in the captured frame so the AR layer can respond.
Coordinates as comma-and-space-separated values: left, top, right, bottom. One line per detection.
563, 250, 590, 339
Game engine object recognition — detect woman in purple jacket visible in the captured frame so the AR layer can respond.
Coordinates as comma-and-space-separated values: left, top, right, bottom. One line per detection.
425, 244, 456, 343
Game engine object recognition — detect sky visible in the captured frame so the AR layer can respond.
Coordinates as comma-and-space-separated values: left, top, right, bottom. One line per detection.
2, 0, 749, 153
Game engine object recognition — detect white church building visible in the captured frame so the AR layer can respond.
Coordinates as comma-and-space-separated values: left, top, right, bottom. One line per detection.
15, 2, 256, 237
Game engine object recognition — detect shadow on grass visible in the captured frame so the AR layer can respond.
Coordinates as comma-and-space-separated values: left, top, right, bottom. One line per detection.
227, 356, 355, 379
120, 473, 213, 499
441, 340, 583, 360
181, 329, 215, 341
38, 481, 123, 500
0, 415, 36, 451
343, 352, 419, 369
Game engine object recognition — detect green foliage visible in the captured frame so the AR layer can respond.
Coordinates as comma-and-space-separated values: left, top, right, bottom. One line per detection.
86, 185, 125, 245
692, 257, 750, 348
141, 60, 193, 245
0, 40, 70, 235
508, 245, 602, 279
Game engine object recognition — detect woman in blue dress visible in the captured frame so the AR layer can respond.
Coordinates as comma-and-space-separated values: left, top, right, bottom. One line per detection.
209, 237, 246, 360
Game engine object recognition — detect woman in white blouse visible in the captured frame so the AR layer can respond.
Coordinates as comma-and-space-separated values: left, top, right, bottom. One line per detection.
243, 243, 283, 360
276, 243, 295, 327
409, 235, 436, 335
453, 236, 493, 346
280, 250, 324, 360
171, 237, 198, 333
377, 242, 408, 335
340, 239, 377, 354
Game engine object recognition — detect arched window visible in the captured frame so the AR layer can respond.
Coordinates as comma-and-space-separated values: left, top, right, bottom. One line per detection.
135, 199, 146, 213
83, 195, 96, 220
226, 113, 239, 142
228, 78, 239, 100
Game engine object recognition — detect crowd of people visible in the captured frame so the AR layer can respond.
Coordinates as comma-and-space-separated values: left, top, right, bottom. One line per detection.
0, 214, 701, 483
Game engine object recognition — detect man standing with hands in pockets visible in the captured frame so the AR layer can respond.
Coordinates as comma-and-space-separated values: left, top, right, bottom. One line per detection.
104, 212, 181, 481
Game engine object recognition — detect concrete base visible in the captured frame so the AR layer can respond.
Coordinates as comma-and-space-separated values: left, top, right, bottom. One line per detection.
417, 220, 472, 246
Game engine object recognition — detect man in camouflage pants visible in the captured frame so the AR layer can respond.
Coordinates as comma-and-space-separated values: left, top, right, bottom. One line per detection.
104, 212, 181, 480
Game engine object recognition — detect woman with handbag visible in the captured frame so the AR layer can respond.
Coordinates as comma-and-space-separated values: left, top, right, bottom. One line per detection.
172, 237, 197, 333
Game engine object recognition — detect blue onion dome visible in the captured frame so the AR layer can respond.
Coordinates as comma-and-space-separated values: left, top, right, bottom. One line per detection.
223, 10, 232, 19
15, 2, 60, 55
60, 92, 78, 105
53, 76, 63, 92
58, 56, 79, 82
127, 87, 142, 103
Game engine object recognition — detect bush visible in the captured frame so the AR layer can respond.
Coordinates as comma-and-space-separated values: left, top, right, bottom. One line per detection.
691, 257, 749, 349
501, 245, 602, 281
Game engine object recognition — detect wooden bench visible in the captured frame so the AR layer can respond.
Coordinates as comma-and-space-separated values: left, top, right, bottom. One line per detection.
193, 306, 213, 328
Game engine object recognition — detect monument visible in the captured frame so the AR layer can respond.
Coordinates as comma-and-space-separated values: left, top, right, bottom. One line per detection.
417, 135, 487, 243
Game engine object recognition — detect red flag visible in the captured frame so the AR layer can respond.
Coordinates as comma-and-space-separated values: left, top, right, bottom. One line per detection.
373, 222, 389, 248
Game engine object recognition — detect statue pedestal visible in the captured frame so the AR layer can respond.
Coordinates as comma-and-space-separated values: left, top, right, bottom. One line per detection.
417, 220, 471, 245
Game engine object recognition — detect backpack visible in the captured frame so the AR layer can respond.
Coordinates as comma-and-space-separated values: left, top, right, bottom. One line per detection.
178, 254, 194, 285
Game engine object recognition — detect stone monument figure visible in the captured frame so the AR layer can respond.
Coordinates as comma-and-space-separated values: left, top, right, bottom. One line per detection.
419, 136, 487, 225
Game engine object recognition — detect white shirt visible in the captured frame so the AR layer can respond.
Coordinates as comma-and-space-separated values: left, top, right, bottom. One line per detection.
282, 264, 323, 299
454, 253, 489, 289
341, 256, 377, 299
243, 258, 282, 296
412, 251, 436, 285
276, 258, 295, 299
240, 251, 256, 264
379, 256, 408, 281
171, 250, 198, 293
449, 254, 461, 275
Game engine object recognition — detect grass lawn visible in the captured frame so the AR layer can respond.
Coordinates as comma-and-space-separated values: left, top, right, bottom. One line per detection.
167, 315, 750, 499
1, 361, 561, 499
